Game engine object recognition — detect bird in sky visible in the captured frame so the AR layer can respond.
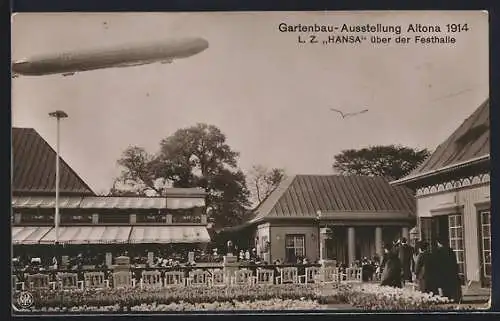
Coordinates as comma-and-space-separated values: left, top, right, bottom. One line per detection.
329, 108, 369, 119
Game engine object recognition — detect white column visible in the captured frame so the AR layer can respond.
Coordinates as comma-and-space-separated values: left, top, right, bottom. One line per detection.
320, 235, 327, 262
402, 227, 409, 240
347, 227, 356, 266
319, 228, 328, 262
105, 252, 113, 268
375, 227, 383, 257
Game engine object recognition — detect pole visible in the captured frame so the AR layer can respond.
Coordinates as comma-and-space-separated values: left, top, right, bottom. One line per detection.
55, 117, 60, 244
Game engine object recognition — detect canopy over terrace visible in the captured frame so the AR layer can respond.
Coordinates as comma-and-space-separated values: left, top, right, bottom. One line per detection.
12, 226, 52, 245
39, 226, 132, 245
12, 226, 211, 245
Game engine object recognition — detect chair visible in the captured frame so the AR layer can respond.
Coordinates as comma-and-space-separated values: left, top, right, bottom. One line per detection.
140, 270, 163, 289
346, 267, 362, 283
84, 271, 108, 289
299, 266, 321, 284
233, 269, 253, 285
255, 269, 274, 285
12, 275, 25, 291
164, 271, 186, 287
209, 269, 226, 287
275, 267, 298, 284
187, 269, 210, 286
26, 273, 50, 290
318, 267, 340, 284
58, 272, 79, 290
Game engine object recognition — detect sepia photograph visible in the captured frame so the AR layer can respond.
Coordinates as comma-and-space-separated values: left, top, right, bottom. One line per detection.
11, 11, 490, 313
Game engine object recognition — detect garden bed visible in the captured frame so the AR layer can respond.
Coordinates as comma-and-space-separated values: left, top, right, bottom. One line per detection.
22, 284, 332, 310
31, 299, 327, 312
15, 283, 483, 312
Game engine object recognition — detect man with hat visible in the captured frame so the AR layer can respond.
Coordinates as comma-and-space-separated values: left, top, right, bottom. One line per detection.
380, 243, 403, 288
398, 237, 414, 284
432, 236, 462, 302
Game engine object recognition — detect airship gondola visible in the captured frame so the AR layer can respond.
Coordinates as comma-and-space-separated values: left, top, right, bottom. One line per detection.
12, 37, 209, 76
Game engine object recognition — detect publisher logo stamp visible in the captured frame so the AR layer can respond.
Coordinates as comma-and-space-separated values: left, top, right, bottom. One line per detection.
16, 291, 34, 309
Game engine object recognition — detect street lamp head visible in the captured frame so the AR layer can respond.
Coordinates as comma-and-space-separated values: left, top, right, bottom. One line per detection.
49, 110, 68, 119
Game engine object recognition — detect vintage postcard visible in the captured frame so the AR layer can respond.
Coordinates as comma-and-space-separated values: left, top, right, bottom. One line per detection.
11, 11, 490, 314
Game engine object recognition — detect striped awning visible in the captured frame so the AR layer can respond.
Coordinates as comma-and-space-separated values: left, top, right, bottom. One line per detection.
166, 197, 205, 209
79, 197, 166, 209
129, 226, 210, 243
12, 226, 52, 245
12, 196, 83, 208
39, 226, 132, 244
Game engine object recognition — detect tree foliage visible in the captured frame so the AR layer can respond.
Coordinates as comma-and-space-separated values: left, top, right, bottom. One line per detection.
247, 165, 287, 207
332, 145, 431, 180
112, 123, 251, 227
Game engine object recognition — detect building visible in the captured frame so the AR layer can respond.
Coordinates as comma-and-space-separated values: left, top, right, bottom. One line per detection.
229, 174, 415, 265
392, 99, 490, 288
11, 128, 211, 265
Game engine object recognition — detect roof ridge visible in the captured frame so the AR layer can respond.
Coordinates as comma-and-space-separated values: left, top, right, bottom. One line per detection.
403, 98, 489, 180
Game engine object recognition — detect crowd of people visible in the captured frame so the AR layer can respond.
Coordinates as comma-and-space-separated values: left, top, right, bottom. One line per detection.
378, 236, 462, 302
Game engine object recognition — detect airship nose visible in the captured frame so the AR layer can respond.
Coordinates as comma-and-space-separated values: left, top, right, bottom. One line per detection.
192, 38, 209, 53
198, 38, 209, 50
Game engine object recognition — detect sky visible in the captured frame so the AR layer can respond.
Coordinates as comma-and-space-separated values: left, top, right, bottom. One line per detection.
12, 11, 489, 195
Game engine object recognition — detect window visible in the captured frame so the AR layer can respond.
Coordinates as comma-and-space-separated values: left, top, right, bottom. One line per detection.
285, 234, 305, 263
61, 214, 93, 224
21, 213, 54, 224
478, 210, 491, 286
136, 213, 166, 223
171, 209, 202, 224
448, 214, 466, 278
99, 213, 130, 224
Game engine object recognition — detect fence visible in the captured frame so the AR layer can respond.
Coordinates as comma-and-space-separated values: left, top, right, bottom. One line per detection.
12, 264, 363, 291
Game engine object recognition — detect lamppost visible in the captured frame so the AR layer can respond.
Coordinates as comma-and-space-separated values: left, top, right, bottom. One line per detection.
48, 110, 68, 247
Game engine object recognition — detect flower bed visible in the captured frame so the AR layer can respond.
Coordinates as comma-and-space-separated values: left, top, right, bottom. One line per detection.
32, 299, 325, 312
16, 283, 472, 312
26, 284, 325, 310
339, 283, 450, 310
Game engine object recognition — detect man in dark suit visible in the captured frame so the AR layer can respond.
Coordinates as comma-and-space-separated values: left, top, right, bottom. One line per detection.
433, 238, 463, 302
380, 244, 403, 288
415, 241, 437, 294
398, 237, 414, 284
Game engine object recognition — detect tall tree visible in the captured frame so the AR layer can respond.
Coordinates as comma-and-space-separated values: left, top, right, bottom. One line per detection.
114, 123, 251, 227
332, 145, 431, 180
247, 165, 286, 206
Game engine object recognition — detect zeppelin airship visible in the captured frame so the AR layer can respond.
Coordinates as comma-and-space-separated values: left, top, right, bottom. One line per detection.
12, 37, 209, 76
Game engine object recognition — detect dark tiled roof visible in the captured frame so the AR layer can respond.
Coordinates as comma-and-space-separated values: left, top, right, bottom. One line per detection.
406, 99, 489, 178
12, 127, 95, 196
251, 175, 415, 222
